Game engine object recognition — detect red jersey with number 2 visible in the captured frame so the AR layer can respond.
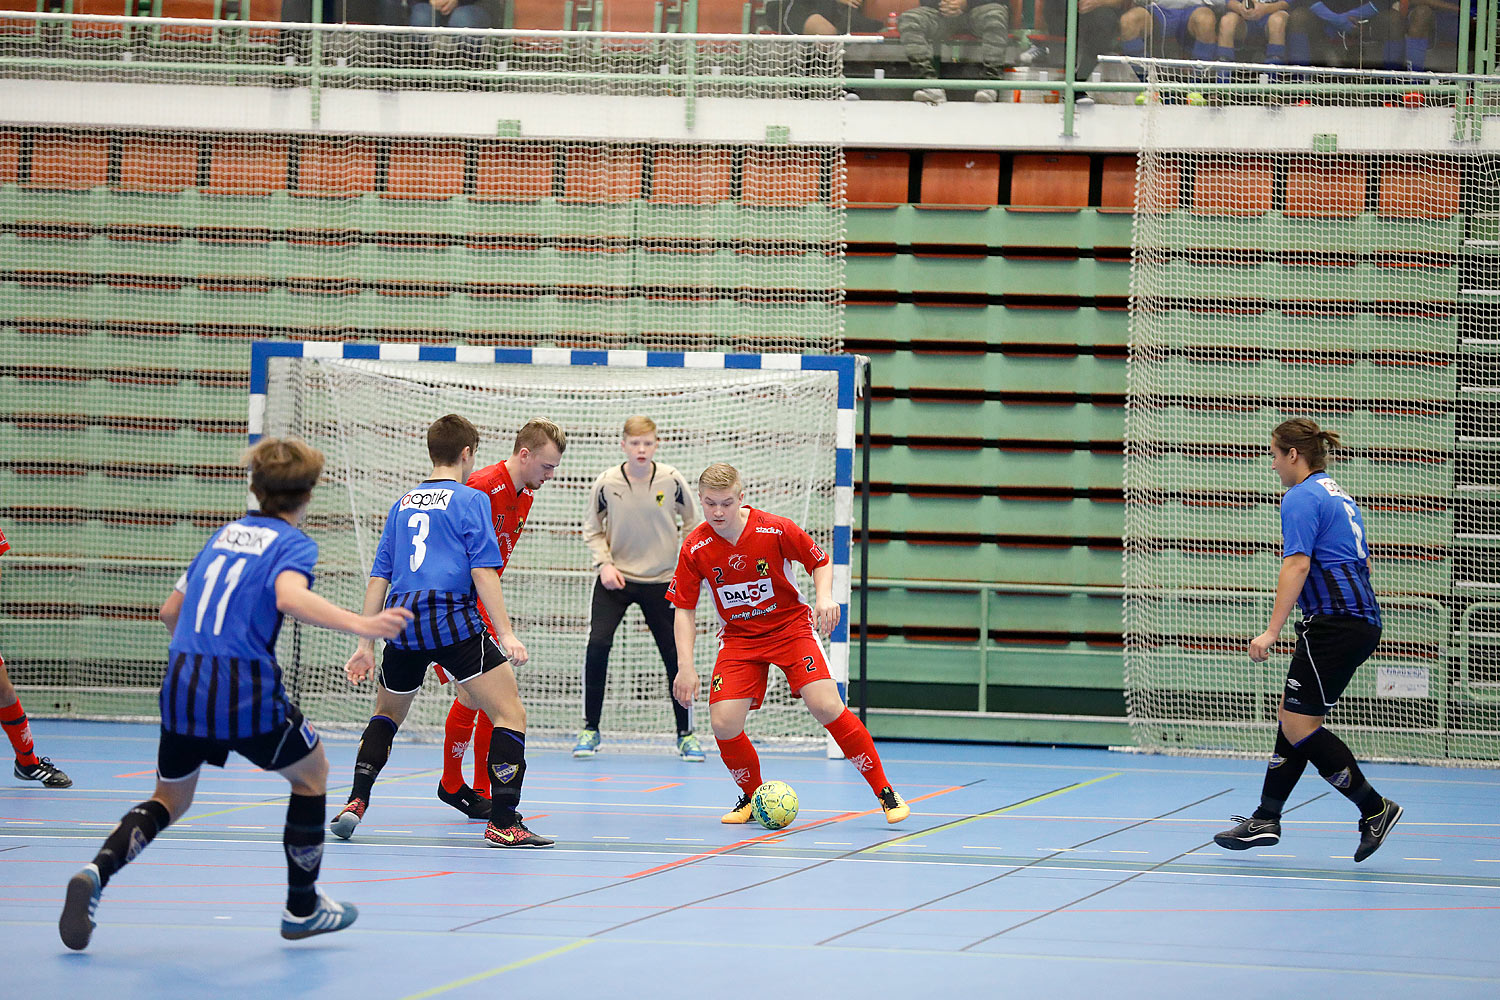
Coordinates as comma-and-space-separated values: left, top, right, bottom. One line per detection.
667, 507, 829, 642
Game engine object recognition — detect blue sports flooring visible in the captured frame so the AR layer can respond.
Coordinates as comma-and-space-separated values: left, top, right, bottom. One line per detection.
4, 720, 1499, 999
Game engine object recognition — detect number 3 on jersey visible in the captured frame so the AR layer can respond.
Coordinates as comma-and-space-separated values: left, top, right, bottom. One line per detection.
408, 512, 430, 571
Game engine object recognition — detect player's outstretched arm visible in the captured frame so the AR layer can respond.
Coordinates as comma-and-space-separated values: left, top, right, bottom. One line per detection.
672, 607, 698, 708
275, 570, 412, 640
345, 576, 393, 683
1249, 554, 1310, 663
471, 567, 528, 666
810, 562, 840, 637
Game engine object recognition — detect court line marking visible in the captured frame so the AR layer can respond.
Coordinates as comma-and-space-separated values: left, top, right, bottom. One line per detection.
445, 781, 979, 936
641, 783, 682, 793
397, 939, 592, 999
958, 791, 1330, 951
821, 786, 1232, 948
865, 772, 1122, 852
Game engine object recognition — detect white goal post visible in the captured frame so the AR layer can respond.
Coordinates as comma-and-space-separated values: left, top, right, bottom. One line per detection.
248, 341, 863, 752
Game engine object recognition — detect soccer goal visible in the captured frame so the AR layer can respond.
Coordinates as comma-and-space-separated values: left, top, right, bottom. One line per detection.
250, 341, 863, 749
1124, 62, 1500, 765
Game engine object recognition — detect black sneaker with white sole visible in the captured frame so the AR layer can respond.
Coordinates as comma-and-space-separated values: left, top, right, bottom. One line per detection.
1354, 798, 1403, 863
15, 757, 72, 788
1213, 814, 1282, 850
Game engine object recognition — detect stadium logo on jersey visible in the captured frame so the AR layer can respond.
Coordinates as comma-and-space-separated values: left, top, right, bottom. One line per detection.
399, 488, 454, 511
717, 579, 774, 610
213, 523, 279, 556
729, 554, 747, 571
655, 491, 665, 507
690, 536, 713, 554
490, 483, 507, 495
755, 525, 782, 536
756, 558, 770, 577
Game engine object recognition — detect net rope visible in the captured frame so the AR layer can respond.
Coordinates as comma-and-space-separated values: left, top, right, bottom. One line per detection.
262, 357, 841, 746
1125, 61, 1500, 765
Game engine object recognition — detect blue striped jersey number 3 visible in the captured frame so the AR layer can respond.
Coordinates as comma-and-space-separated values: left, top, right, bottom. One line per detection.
408, 512, 430, 571
1342, 502, 1368, 559
194, 554, 247, 636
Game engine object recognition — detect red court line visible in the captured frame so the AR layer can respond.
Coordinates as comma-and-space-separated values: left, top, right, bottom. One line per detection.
640, 783, 682, 793
114, 770, 155, 778
623, 784, 967, 879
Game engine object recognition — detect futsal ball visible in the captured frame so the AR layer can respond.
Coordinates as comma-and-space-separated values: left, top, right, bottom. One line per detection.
751, 780, 799, 830
1186, 91, 1207, 106
1134, 93, 1147, 105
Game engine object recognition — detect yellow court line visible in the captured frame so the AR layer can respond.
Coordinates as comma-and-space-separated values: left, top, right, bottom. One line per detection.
399, 939, 593, 999
865, 772, 1124, 852
180, 768, 444, 823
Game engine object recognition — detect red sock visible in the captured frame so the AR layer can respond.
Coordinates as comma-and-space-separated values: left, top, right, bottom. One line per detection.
472, 712, 494, 797
0, 696, 38, 768
441, 699, 477, 794
715, 732, 762, 795
825, 709, 891, 795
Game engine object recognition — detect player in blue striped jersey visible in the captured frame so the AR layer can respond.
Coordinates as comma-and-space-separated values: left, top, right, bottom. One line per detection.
332, 414, 553, 848
1214, 419, 1402, 862
59, 438, 413, 950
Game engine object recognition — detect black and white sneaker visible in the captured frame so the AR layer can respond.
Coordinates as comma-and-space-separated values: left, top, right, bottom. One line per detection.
1213, 814, 1281, 850
1354, 798, 1403, 863
437, 781, 491, 820
15, 757, 72, 788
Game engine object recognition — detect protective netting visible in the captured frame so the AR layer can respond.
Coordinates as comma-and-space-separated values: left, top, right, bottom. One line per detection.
0, 18, 847, 739
261, 356, 841, 745
1125, 63, 1500, 764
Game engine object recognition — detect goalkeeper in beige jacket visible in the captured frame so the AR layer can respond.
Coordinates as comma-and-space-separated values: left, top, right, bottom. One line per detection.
575, 416, 704, 760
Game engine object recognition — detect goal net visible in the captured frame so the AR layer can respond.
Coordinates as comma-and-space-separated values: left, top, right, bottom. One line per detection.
1125, 62, 1500, 765
0, 17, 847, 734
254, 344, 859, 748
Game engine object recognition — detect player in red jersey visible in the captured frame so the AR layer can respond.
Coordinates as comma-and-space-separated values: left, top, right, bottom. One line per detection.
667, 463, 909, 825
433, 418, 565, 823
0, 527, 72, 789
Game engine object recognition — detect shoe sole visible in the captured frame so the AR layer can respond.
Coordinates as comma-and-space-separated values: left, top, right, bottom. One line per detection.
680, 754, 705, 762
484, 838, 555, 848
1213, 833, 1280, 850
59, 871, 98, 951
280, 903, 358, 940
329, 812, 360, 841
884, 808, 910, 824
572, 750, 596, 758
1355, 803, 1404, 863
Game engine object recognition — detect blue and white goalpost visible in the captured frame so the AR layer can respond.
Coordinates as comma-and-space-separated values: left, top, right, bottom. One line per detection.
249, 341, 860, 753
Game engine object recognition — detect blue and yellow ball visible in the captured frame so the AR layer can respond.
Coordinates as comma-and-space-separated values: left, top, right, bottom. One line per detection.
750, 780, 799, 830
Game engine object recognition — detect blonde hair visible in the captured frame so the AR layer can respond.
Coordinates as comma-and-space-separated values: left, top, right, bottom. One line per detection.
622, 415, 657, 438
513, 417, 567, 456
1273, 417, 1343, 470
697, 462, 742, 494
243, 437, 324, 517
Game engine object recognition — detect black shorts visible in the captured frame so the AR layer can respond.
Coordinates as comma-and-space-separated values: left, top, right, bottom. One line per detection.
157, 701, 319, 782
1283, 614, 1382, 717
380, 632, 506, 695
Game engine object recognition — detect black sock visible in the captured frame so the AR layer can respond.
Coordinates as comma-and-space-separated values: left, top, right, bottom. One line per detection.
1254, 726, 1309, 819
1297, 727, 1384, 815
487, 727, 527, 827
93, 799, 171, 889
284, 793, 325, 917
350, 715, 398, 804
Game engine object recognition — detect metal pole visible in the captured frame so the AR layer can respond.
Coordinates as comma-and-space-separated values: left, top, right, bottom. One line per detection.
1062, 0, 1079, 136
858, 356, 872, 724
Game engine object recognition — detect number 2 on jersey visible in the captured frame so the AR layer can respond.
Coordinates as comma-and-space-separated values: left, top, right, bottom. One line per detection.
408, 512, 430, 571
193, 553, 247, 636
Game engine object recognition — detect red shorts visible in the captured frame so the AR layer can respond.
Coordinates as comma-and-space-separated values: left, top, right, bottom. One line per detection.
710, 622, 832, 709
